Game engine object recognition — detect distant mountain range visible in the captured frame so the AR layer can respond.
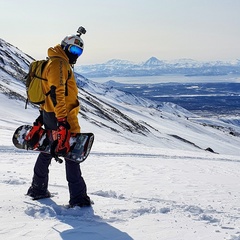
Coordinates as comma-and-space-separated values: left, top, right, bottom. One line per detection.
75, 57, 240, 78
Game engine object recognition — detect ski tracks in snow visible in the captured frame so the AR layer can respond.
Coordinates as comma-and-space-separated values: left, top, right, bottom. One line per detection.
1, 147, 240, 239
90, 189, 240, 238
85, 151, 240, 239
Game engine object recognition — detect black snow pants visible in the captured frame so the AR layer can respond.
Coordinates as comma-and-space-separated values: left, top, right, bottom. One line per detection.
31, 152, 87, 205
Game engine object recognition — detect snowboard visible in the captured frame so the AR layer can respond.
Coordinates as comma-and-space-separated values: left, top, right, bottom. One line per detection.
12, 125, 94, 163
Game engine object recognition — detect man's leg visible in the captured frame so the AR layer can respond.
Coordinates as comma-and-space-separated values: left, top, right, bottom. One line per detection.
65, 160, 91, 207
27, 152, 52, 198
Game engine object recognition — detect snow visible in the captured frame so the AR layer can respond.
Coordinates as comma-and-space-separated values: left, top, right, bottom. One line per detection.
74, 57, 240, 78
1, 92, 240, 240
1, 38, 240, 239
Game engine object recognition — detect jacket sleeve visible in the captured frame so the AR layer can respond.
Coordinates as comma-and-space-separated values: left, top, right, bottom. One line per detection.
46, 58, 69, 119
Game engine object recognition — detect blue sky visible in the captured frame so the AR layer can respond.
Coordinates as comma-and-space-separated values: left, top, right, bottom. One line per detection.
1, 0, 240, 65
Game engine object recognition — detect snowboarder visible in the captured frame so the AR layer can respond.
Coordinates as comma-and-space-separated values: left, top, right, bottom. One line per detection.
25, 27, 92, 207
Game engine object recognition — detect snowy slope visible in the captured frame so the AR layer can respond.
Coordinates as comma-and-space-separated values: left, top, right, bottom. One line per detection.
74, 75, 240, 155
1, 38, 240, 240
1, 98, 240, 240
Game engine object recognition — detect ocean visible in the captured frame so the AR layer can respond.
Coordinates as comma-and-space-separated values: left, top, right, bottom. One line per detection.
89, 74, 240, 117
89, 74, 240, 84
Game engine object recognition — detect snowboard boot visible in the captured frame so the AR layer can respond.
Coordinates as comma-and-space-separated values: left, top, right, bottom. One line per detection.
26, 186, 51, 200
68, 195, 93, 208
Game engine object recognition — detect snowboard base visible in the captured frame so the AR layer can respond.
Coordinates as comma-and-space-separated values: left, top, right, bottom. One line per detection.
12, 125, 94, 163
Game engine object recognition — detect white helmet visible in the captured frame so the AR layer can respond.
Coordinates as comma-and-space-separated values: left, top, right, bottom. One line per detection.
61, 26, 86, 50
61, 34, 84, 50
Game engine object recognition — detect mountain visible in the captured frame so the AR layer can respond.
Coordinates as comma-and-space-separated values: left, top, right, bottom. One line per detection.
0, 38, 33, 77
0, 37, 240, 155
143, 56, 163, 66
75, 56, 240, 78
105, 59, 134, 65
0, 38, 33, 102
1, 39, 240, 239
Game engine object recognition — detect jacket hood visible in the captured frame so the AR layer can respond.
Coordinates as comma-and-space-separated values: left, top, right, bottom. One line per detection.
47, 44, 69, 62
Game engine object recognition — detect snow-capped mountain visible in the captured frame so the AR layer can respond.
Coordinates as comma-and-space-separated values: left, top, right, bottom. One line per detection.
1, 38, 240, 239
105, 59, 134, 66
75, 56, 240, 77
143, 57, 163, 66
0, 38, 33, 77
0, 37, 240, 155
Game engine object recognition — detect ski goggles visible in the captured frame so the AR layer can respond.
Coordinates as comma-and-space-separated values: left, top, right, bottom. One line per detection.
68, 45, 83, 57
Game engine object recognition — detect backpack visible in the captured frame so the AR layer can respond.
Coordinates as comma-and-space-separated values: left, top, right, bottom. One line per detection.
24, 58, 71, 108
25, 59, 50, 108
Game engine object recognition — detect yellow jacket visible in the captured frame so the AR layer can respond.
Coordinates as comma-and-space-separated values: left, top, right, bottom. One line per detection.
41, 44, 80, 133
